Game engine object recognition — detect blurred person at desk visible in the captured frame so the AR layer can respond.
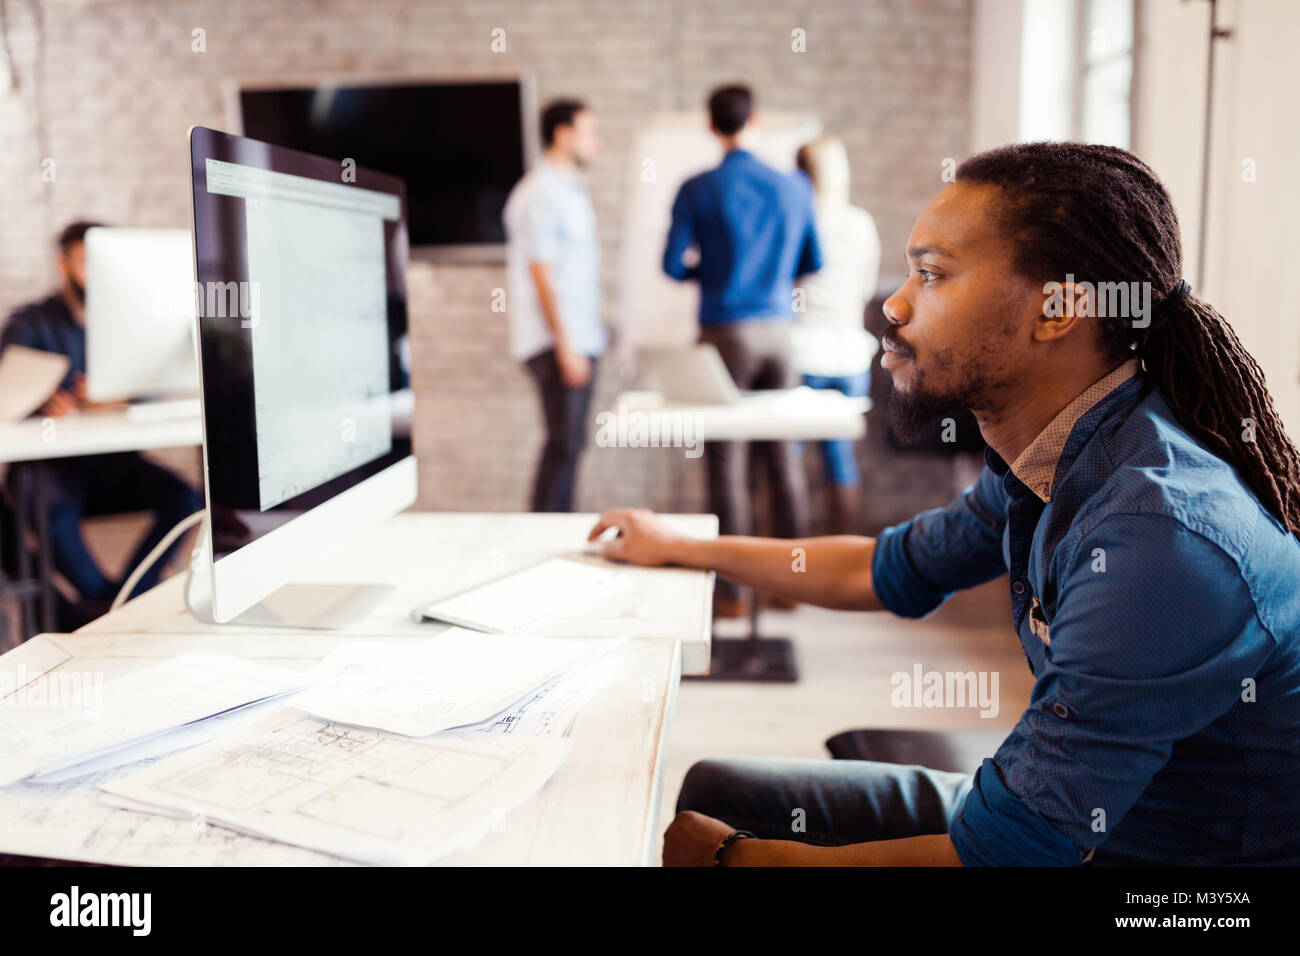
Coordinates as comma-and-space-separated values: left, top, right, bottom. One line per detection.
792, 136, 881, 533
503, 98, 607, 513
0, 221, 202, 617
663, 83, 822, 617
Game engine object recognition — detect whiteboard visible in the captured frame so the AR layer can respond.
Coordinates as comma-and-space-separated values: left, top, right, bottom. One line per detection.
615, 112, 822, 350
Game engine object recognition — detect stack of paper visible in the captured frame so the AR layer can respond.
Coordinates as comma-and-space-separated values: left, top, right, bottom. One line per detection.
462, 651, 625, 737
294, 628, 626, 736
100, 706, 572, 866
0, 654, 308, 785
2, 631, 632, 865
0, 741, 354, 867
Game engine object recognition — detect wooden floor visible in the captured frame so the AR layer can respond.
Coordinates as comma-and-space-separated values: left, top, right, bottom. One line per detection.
28, 515, 1029, 865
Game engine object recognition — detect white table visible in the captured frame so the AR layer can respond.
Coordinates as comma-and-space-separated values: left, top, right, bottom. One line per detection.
610, 387, 870, 442
84, 511, 717, 675
0, 408, 203, 464
0, 511, 716, 866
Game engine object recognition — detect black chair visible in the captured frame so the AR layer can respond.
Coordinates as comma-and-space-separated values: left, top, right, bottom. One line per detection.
825, 728, 1008, 774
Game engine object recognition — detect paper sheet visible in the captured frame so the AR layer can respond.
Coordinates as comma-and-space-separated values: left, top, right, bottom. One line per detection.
0, 752, 350, 867
101, 705, 572, 866
0, 344, 69, 421
294, 629, 626, 737
0, 654, 308, 785
31, 693, 284, 785
463, 651, 624, 737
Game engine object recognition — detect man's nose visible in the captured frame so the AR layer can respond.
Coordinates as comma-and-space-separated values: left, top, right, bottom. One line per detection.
882, 288, 910, 326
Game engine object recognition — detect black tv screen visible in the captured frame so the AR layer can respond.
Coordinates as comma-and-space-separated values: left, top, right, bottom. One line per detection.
239, 80, 526, 249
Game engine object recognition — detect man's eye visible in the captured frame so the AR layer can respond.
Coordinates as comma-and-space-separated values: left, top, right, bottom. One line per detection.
915, 269, 939, 283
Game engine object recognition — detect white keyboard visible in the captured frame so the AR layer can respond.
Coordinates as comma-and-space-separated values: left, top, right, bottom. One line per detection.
414, 558, 628, 633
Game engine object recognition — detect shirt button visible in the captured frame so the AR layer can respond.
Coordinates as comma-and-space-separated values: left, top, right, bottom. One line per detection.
1052, 702, 1070, 719
1012, 580, 1026, 595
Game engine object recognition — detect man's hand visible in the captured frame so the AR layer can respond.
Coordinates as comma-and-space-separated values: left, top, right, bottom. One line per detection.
663, 810, 739, 867
555, 343, 592, 388
67, 371, 122, 412
37, 388, 78, 418
69, 371, 89, 403
587, 508, 684, 566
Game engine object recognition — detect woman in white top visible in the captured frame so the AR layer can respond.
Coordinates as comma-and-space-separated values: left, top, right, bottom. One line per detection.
793, 136, 881, 531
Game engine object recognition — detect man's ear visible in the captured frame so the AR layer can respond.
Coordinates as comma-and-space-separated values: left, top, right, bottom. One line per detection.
1034, 279, 1093, 343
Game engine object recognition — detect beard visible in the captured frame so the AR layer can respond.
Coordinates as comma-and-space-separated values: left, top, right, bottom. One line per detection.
884, 344, 1012, 446
881, 327, 970, 444
887, 372, 969, 445
68, 278, 86, 305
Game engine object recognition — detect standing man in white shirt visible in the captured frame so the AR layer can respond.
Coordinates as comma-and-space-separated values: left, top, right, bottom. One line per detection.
503, 99, 607, 512
792, 136, 881, 532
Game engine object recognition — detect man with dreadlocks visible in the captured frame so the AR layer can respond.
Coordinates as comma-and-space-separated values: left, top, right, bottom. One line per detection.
588, 142, 1300, 866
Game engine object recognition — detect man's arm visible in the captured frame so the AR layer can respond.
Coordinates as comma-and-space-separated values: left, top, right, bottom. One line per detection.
588, 508, 882, 611
663, 186, 698, 281
527, 261, 590, 388
520, 183, 591, 388
795, 212, 823, 278
732, 833, 962, 866
663, 809, 962, 866
589, 468, 1010, 615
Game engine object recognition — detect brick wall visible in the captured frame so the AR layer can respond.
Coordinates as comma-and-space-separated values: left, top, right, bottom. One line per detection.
0, 0, 972, 525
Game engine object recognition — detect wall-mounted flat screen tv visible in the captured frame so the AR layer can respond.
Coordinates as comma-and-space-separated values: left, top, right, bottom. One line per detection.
238, 79, 530, 258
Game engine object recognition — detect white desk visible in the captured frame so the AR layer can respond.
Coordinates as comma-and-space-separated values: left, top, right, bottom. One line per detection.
0, 511, 716, 866
0, 389, 408, 461
0, 408, 203, 464
611, 387, 870, 442
84, 511, 717, 676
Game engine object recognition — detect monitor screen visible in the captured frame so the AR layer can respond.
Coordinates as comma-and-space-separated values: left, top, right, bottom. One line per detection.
189, 126, 411, 565
238, 81, 527, 248
85, 227, 199, 401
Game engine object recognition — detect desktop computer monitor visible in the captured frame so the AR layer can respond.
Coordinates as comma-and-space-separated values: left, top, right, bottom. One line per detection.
85, 227, 200, 401
187, 125, 417, 625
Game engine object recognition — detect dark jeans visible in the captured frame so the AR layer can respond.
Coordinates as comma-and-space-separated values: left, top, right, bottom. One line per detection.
10, 452, 203, 602
524, 349, 598, 513
677, 755, 974, 847
802, 369, 870, 487
699, 321, 810, 599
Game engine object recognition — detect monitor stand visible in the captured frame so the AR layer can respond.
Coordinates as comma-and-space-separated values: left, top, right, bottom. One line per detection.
184, 524, 394, 630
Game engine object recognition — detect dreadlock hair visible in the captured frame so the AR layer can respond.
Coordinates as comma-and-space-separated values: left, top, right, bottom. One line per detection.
957, 142, 1300, 539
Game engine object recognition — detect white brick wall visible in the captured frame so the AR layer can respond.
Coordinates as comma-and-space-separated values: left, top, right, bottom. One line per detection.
0, 0, 972, 520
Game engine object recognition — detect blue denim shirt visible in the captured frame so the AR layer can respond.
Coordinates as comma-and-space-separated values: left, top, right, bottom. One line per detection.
1, 294, 84, 391
872, 362, 1300, 865
663, 150, 822, 325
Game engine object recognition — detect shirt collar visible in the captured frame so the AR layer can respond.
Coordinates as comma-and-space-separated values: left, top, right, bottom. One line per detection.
42, 293, 78, 328
1004, 359, 1141, 502
540, 156, 582, 182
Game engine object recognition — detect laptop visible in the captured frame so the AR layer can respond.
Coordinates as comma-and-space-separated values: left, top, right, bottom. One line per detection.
642, 345, 744, 405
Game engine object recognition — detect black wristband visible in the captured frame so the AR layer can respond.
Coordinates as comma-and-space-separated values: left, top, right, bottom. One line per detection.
713, 829, 755, 866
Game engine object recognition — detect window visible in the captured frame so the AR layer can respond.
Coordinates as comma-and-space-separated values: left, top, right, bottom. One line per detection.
1018, 0, 1135, 148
